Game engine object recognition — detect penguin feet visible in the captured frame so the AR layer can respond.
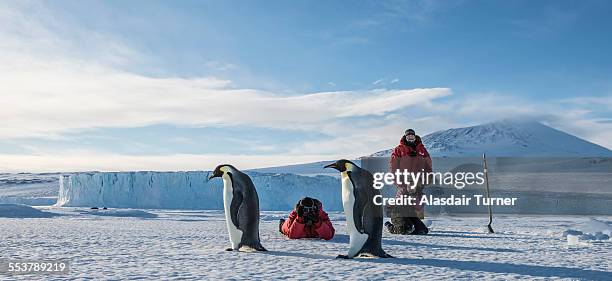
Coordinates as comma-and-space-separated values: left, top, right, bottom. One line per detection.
238, 244, 268, 252
336, 254, 350, 259
356, 252, 393, 259
356, 253, 377, 259
238, 246, 257, 252
225, 248, 234, 251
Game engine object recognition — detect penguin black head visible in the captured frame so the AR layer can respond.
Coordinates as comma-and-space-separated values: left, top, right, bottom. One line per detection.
208, 164, 236, 180
323, 159, 358, 172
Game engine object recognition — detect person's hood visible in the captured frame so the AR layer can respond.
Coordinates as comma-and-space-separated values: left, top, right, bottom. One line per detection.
400, 134, 422, 146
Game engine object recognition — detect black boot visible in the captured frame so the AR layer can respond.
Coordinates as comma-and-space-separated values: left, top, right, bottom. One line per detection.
384, 221, 395, 233
386, 218, 414, 235
408, 217, 429, 235
278, 219, 286, 234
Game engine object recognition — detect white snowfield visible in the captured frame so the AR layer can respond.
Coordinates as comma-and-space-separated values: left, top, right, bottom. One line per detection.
0, 173, 61, 206
57, 171, 343, 211
0, 203, 57, 218
1, 207, 610, 280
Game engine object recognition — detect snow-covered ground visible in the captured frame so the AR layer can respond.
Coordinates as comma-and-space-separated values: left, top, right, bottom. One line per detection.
1, 207, 610, 280
0, 173, 60, 205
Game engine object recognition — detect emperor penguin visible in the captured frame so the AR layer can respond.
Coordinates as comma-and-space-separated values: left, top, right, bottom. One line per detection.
324, 159, 392, 259
209, 164, 267, 252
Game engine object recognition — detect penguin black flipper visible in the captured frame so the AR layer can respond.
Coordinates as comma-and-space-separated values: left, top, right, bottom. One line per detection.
230, 190, 243, 229
348, 172, 367, 233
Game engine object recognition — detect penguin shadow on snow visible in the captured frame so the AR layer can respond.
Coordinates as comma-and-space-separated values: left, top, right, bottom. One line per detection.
347, 257, 611, 281
426, 231, 505, 240
250, 234, 384, 260
327, 233, 517, 253
428, 231, 552, 242
264, 250, 331, 260
263, 247, 611, 280
381, 238, 521, 253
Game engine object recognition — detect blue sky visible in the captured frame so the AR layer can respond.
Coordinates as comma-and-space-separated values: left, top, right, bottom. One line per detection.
0, 0, 611, 171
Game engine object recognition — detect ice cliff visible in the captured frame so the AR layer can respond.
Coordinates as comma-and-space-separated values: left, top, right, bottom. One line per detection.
56, 171, 343, 211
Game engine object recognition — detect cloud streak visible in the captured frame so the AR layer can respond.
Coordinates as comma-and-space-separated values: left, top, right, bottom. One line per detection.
0, 57, 451, 138
0, 2, 452, 139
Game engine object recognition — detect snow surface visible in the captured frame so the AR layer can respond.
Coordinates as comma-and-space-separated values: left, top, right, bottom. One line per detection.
57, 171, 343, 211
562, 219, 612, 242
1, 208, 610, 280
0, 203, 58, 218
76, 209, 158, 218
370, 120, 612, 157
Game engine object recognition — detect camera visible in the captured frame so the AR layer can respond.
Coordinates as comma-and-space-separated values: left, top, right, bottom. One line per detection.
302, 205, 318, 225
297, 197, 319, 226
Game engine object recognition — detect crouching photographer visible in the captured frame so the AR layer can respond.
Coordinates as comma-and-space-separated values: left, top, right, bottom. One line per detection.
279, 197, 335, 240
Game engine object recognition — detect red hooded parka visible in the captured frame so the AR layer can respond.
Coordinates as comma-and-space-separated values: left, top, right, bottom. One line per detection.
281, 201, 335, 240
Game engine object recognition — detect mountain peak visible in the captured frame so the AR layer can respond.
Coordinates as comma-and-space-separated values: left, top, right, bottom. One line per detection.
370, 120, 612, 157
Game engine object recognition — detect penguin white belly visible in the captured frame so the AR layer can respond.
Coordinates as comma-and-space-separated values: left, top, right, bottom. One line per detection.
222, 175, 243, 250
341, 173, 369, 258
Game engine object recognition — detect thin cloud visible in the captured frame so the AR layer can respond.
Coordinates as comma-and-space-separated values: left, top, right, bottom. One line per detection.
0, 57, 451, 137
0, 2, 452, 139
510, 5, 579, 38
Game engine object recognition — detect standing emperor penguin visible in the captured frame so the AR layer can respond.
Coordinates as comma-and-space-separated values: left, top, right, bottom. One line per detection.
324, 159, 392, 259
209, 164, 267, 252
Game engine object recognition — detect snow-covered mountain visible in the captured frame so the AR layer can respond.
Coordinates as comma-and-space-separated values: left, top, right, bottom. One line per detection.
370, 120, 612, 157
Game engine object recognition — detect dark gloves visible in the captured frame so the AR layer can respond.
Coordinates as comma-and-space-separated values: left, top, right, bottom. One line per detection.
296, 206, 319, 226
304, 211, 319, 226
295, 197, 320, 226
296, 204, 304, 217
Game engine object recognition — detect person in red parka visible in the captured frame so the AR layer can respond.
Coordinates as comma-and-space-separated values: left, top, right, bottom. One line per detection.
279, 197, 335, 240
391, 128, 432, 168
385, 128, 432, 235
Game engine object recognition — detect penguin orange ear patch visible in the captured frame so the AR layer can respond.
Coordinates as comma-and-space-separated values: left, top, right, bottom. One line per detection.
344, 162, 352, 171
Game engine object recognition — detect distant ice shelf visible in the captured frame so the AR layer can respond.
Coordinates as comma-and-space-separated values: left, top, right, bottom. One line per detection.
56, 171, 343, 211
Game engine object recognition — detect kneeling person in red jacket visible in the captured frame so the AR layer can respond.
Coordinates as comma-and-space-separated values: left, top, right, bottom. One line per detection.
279, 197, 335, 240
